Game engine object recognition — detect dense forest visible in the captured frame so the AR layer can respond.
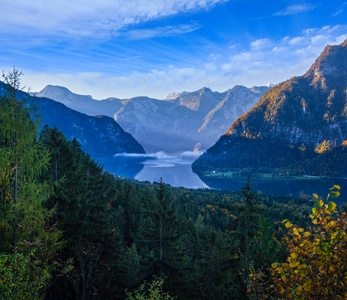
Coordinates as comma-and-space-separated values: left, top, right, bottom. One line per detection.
0, 70, 346, 299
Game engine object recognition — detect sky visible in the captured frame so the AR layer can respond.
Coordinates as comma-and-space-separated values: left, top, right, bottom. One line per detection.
0, 0, 346, 99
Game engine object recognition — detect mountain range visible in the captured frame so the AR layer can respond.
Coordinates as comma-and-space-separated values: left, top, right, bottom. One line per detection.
0, 82, 145, 160
34, 84, 270, 153
193, 39, 347, 177
36, 98, 145, 158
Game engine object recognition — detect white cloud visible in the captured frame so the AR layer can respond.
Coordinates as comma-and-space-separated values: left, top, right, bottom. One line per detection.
333, 2, 347, 17
0, 0, 229, 38
20, 25, 347, 99
333, 9, 343, 16
123, 23, 202, 40
250, 38, 272, 50
289, 36, 305, 45
274, 4, 316, 16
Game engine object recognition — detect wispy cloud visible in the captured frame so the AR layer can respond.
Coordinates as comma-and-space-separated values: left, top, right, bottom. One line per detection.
21, 25, 347, 100
250, 38, 272, 50
123, 23, 202, 40
274, 4, 316, 16
0, 0, 229, 38
333, 2, 347, 16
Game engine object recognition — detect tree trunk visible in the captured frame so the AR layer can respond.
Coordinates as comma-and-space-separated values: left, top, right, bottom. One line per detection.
160, 214, 163, 262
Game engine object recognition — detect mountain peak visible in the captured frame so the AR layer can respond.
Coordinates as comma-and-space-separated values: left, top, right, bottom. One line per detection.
165, 91, 188, 101
198, 87, 212, 94
193, 40, 347, 173
37, 85, 93, 103
305, 39, 347, 83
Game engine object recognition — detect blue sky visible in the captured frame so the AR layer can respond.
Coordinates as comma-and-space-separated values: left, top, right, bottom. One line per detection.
0, 0, 346, 99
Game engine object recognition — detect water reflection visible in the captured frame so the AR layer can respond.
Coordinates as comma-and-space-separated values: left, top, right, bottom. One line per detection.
198, 176, 347, 206
102, 152, 209, 189
97, 155, 145, 178
97, 152, 346, 206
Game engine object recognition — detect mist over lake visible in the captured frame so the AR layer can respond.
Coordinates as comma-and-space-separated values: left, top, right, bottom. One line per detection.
112, 151, 208, 189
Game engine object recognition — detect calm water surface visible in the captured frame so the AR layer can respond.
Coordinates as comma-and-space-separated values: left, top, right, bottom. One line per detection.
99, 152, 347, 205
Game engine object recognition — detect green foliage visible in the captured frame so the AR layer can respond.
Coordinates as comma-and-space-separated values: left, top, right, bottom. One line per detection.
0, 68, 63, 298
0, 252, 51, 300
1, 73, 321, 299
283, 141, 347, 177
193, 42, 347, 175
250, 186, 347, 299
126, 276, 174, 300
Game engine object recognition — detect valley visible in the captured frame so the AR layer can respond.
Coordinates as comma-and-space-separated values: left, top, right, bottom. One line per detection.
25, 39, 347, 202
1, 2, 347, 299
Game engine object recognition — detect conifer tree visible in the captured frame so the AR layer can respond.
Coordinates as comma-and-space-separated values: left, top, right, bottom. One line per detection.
0, 68, 63, 298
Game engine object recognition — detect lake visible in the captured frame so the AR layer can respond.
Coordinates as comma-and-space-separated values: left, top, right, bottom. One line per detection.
99, 152, 208, 188
98, 152, 347, 206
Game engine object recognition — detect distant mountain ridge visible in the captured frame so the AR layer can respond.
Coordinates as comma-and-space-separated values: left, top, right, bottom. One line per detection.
35, 84, 269, 153
193, 39, 347, 176
1, 82, 145, 159
36, 98, 145, 158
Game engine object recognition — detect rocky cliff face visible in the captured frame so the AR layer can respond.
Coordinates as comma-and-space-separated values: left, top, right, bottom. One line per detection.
36, 85, 268, 153
1, 82, 145, 158
36, 97, 145, 158
193, 39, 347, 173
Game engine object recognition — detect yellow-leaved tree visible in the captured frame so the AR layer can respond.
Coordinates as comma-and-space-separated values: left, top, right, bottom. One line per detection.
249, 185, 347, 299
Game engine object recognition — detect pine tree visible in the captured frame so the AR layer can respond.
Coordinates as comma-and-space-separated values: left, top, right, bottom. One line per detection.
0, 68, 63, 298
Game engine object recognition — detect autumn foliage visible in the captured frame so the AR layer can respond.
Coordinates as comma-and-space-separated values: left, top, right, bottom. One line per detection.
250, 186, 347, 299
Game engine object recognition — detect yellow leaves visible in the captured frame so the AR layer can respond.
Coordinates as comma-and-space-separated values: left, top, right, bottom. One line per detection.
330, 185, 340, 190
328, 220, 336, 227
304, 232, 311, 238
328, 201, 337, 211
291, 253, 298, 259
330, 191, 340, 198
268, 187, 347, 300
285, 221, 293, 228
289, 261, 300, 268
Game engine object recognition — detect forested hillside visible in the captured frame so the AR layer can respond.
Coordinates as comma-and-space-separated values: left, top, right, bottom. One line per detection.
193, 39, 347, 176
1, 70, 346, 299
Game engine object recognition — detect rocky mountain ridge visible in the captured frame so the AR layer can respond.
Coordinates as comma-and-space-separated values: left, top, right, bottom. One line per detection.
1, 82, 145, 159
193, 39, 347, 176
35, 84, 269, 153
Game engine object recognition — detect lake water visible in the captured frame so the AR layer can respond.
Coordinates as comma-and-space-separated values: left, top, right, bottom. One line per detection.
98, 152, 347, 206
103, 152, 209, 189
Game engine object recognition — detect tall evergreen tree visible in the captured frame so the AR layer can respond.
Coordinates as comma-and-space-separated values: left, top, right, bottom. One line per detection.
0, 68, 63, 298
40, 126, 117, 299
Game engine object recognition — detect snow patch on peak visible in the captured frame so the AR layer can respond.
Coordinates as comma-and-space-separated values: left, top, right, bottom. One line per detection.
165, 91, 188, 100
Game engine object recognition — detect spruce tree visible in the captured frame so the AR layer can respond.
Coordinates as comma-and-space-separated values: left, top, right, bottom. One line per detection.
0, 68, 63, 298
